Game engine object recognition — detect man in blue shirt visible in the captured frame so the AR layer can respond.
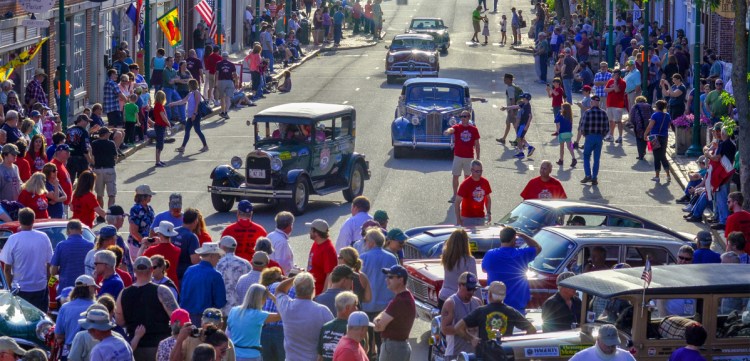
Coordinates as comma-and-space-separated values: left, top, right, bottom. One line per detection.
54, 275, 96, 348
95, 250, 124, 298
180, 242, 227, 325
336, 196, 373, 251
692, 231, 721, 264
150, 193, 183, 236
481, 227, 542, 314
172, 208, 201, 282
359, 228, 398, 352
51, 220, 94, 291
333, 6, 345, 46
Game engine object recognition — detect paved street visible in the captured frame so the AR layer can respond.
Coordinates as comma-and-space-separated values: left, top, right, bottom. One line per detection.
110, 0, 704, 358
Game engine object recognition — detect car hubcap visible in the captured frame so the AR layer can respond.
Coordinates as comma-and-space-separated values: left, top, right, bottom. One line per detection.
295, 183, 306, 209
351, 169, 362, 195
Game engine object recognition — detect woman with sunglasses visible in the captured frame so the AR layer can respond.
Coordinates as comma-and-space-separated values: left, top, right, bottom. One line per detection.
128, 185, 156, 261
150, 255, 178, 300
42, 163, 66, 218
3, 91, 23, 117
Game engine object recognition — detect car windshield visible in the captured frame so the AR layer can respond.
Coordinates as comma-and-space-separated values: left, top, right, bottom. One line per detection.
411, 19, 442, 29
498, 203, 551, 234
391, 38, 436, 51
405, 85, 464, 107
528, 230, 575, 273
256, 121, 322, 144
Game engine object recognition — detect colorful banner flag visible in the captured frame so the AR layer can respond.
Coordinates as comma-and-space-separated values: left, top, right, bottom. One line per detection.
0, 37, 48, 82
157, 6, 182, 48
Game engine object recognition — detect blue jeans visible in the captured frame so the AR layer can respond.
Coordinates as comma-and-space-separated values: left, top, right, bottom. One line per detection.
539, 55, 548, 82
334, 23, 343, 44
715, 183, 730, 224
261, 325, 285, 361
181, 114, 207, 148
583, 134, 603, 179
562, 78, 574, 104
261, 49, 275, 73
685, 179, 701, 196
163, 87, 184, 122
691, 192, 709, 218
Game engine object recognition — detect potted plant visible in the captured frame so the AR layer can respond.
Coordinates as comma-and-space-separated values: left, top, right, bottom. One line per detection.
671, 114, 711, 155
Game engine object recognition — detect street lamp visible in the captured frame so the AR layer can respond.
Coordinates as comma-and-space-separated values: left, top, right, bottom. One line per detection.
685, 0, 703, 157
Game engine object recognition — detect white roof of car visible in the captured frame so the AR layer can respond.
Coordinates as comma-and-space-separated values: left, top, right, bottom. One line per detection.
255, 103, 355, 121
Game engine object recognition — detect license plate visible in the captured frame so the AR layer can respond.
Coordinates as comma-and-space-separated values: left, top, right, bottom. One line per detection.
469, 241, 478, 253
248, 169, 266, 178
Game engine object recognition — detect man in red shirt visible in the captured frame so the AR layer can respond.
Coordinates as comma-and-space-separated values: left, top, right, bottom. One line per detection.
725, 191, 750, 253
141, 221, 182, 287
454, 160, 491, 227
333, 311, 373, 361
203, 45, 223, 107
603, 69, 627, 143
51, 144, 73, 216
215, 51, 238, 119
305, 219, 337, 295
520, 160, 568, 200
444, 110, 480, 203
221, 200, 267, 263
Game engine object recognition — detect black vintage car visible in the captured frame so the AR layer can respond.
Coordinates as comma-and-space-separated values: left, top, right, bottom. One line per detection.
208, 103, 371, 215
385, 33, 439, 84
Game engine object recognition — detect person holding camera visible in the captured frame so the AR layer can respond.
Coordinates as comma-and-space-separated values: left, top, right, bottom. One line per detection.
115, 256, 178, 361
170, 314, 235, 361
141, 221, 182, 289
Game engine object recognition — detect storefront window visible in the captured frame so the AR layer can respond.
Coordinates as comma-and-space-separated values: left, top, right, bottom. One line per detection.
71, 13, 86, 93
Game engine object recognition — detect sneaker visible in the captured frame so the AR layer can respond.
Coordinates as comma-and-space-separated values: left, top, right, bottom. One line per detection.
572, 141, 579, 149
199, 146, 209, 152
510, 140, 518, 146
496, 138, 506, 144
527, 146, 536, 157
580, 176, 592, 184
556, 159, 563, 165
676, 195, 690, 204
514, 152, 525, 159
591, 178, 599, 185
651, 176, 660, 181
615, 137, 622, 143
570, 158, 577, 167
604, 135, 614, 142
685, 216, 703, 222
155, 162, 167, 168
175, 147, 185, 152
448, 195, 455, 203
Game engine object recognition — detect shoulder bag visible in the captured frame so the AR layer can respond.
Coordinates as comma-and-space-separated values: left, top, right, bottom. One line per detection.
197, 91, 212, 118
649, 113, 669, 150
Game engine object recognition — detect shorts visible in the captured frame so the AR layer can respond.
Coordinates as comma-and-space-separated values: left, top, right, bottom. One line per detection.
451, 156, 472, 177
207, 73, 217, 88
154, 125, 166, 151
473, 21, 481, 33
506, 109, 518, 125
558, 132, 573, 143
516, 122, 528, 139
607, 107, 625, 123
107, 111, 124, 127
217, 80, 235, 98
93, 167, 117, 197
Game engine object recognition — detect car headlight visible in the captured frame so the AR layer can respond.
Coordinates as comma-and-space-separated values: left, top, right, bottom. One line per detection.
411, 115, 420, 126
230, 156, 243, 169
387, 55, 395, 63
430, 316, 441, 335
36, 319, 54, 341
429, 56, 436, 63
448, 116, 457, 126
270, 156, 283, 171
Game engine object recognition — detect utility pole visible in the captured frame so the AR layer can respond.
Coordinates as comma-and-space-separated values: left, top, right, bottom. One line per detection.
685, 0, 702, 157
607, 0, 614, 67
642, 0, 650, 97
145, 0, 151, 87
59, 0, 67, 129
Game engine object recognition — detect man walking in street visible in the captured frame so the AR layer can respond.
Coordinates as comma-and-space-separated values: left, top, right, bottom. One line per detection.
215, 235, 252, 316
593, 62, 611, 109
497, 73, 522, 145
604, 69, 627, 143
481, 227, 542, 313
51, 220, 93, 291
267, 211, 296, 274
180, 242, 227, 325
454, 160, 492, 227
374, 265, 416, 361
445, 110, 480, 203
215, 51, 237, 120
0, 208, 53, 312
91, 127, 118, 210
307, 219, 338, 296
221, 200, 267, 262
579, 95, 609, 186
204, 46, 222, 106
561, 48, 577, 103
520, 160, 567, 200
440, 272, 483, 359
115, 256, 177, 361
336, 196, 373, 251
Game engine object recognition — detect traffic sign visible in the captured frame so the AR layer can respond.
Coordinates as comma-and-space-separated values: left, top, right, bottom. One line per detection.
21, 19, 51, 28
19, 0, 55, 13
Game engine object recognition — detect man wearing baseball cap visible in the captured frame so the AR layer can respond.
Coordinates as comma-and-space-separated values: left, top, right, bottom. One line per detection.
0, 143, 21, 201
150, 193, 184, 235
692, 230, 721, 264
455, 281, 535, 358
51, 143, 73, 215
440, 272, 482, 359
80, 308, 135, 361
65, 114, 93, 182
306, 219, 337, 295
333, 311, 372, 361
383, 228, 407, 262
0, 337, 26, 359
373, 265, 415, 361
541, 271, 581, 332
570, 324, 635, 360
221, 200, 268, 263
235, 251, 269, 304
314, 265, 357, 316
180, 242, 227, 325
318, 291, 360, 361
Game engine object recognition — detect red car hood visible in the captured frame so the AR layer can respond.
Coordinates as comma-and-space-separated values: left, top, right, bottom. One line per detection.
404, 259, 488, 284
388, 49, 435, 62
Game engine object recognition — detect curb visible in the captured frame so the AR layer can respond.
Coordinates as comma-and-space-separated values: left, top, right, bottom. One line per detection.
115, 37, 381, 163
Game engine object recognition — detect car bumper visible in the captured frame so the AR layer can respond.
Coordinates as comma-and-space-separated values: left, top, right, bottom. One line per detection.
207, 185, 293, 199
385, 70, 439, 77
415, 299, 440, 322
393, 140, 452, 149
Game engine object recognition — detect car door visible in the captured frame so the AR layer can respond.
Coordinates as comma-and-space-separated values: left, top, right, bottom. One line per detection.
310, 118, 336, 181
333, 114, 354, 177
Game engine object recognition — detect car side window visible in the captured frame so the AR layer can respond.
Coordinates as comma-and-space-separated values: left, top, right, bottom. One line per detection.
606, 216, 644, 228
581, 245, 620, 273
646, 298, 702, 340
565, 214, 606, 227
624, 246, 673, 267
338, 115, 352, 138
316, 119, 334, 142
716, 297, 750, 338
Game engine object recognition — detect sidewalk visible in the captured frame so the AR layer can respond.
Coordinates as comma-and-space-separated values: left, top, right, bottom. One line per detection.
115, 31, 382, 161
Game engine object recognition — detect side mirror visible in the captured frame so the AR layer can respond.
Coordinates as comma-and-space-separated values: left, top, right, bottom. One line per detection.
384, 45, 389, 49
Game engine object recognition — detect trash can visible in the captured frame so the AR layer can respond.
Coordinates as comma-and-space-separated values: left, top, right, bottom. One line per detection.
299, 18, 310, 45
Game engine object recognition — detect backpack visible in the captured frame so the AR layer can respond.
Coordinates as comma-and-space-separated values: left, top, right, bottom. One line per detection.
0, 200, 24, 221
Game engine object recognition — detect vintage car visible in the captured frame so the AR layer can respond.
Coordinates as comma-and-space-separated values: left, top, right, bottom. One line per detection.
407, 17, 450, 52
0, 220, 96, 312
492, 264, 750, 360
207, 103, 370, 215
403, 199, 695, 259
391, 78, 475, 158
0, 272, 56, 352
385, 33, 439, 84
405, 227, 687, 322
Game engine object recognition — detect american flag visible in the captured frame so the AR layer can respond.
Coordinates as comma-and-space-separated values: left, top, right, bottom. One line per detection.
641, 258, 652, 287
195, 0, 217, 39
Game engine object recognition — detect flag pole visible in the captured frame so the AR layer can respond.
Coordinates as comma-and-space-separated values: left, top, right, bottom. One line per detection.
640, 256, 650, 318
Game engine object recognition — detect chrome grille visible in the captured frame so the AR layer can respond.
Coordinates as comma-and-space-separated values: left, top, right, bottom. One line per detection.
407, 277, 431, 303
391, 61, 432, 72
403, 244, 422, 259
426, 112, 442, 136
246, 154, 272, 185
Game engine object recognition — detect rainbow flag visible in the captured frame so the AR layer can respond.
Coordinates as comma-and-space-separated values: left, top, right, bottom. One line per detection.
157, 6, 182, 48
0, 37, 48, 82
